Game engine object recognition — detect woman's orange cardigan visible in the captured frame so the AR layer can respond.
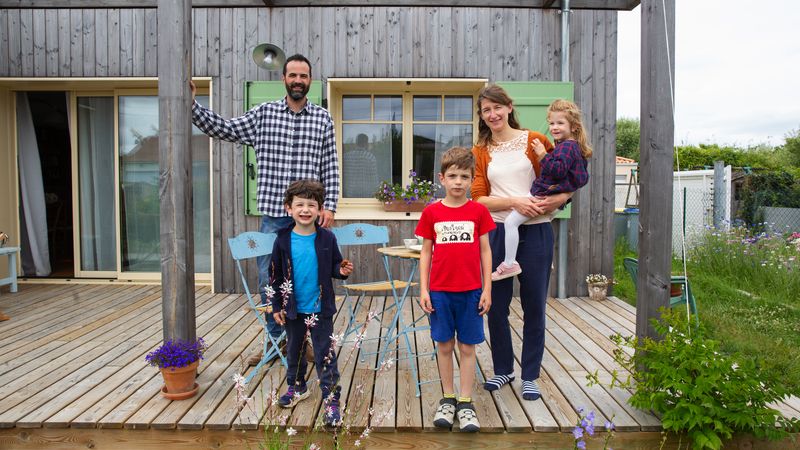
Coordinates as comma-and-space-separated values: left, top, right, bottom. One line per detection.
471, 130, 554, 201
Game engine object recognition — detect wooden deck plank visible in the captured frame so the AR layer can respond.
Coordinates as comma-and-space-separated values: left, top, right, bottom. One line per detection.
0, 284, 136, 348
546, 301, 628, 372
578, 296, 637, 331
175, 319, 264, 429
283, 294, 356, 431
203, 334, 275, 430
507, 301, 587, 430
411, 300, 444, 431
128, 299, 254, 429
606, 295, 637, 314
104, 294, 251, 429
344, 296, 383, 430
451, 341, 505, 432
0, 287, 165, 380
394, 293, 423, 431
0, 283, 94, 316
0, 285, 674, 435
0, 284, 132, 341
0, 303, 166, 417
542, 327, 639, 431
559, 297, 634, 357
0, 284, 82, 315
1, 288, 220, 428
370, 296, 399, 431
40, 290, 218, 428
501, 305, 563, 432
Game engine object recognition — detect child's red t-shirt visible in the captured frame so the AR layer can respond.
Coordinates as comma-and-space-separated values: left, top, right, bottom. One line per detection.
414, 200, 496, 292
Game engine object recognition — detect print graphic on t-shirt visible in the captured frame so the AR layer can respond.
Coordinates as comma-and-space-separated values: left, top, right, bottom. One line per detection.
434, 221, 475, 244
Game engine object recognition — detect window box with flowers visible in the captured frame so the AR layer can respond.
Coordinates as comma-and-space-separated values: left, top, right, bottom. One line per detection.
145, 337, 207, 400
374, 170, 437, 213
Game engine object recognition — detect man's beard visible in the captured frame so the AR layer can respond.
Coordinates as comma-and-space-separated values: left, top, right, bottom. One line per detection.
286, 82, 309, 101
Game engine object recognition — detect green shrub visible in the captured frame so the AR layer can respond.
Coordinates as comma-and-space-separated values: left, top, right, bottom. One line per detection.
739, 171, 800, 225
590, 309, 799, 449
616, 118, 640, 161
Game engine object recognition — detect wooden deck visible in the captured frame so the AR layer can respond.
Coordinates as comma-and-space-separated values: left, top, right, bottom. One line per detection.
0, 284, 798, 449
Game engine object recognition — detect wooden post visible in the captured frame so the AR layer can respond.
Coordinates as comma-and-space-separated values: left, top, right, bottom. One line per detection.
637, 0, 675, 341
158, 0, 195, 342
713, 160, 725, 229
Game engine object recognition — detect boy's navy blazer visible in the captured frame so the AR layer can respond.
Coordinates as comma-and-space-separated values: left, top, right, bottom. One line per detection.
268, 223, 348, 320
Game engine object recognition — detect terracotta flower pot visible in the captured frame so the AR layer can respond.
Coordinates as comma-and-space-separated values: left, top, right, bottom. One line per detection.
587, 282, 608, 301
382, 201, 427, 213
160, 360, 199, 400
670, 283, 683, 297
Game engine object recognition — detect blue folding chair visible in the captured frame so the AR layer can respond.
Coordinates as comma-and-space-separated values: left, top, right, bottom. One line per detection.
227, 231, 287, 383
331, 223, 417, 344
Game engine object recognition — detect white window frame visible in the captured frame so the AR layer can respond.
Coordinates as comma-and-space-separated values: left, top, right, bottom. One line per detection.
328, 78, 487, 220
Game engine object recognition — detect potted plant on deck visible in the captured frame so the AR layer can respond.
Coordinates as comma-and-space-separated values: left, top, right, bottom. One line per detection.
145, 337, 207, 400
374, 170, 437, 212
585, 274, 612, 301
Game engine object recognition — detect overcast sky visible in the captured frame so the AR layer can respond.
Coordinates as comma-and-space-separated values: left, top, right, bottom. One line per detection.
616, 1, 800, 147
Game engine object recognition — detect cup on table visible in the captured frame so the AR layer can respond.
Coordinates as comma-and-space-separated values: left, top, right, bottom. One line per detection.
403, 238, 418, 249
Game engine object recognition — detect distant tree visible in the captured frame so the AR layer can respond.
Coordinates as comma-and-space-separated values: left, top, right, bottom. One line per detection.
616, 117, 640, 161
782, 128, 800, 167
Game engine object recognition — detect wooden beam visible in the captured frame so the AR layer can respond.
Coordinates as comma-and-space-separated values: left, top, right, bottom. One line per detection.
0, 0, 641, 11
636, 0, 675, 341
158, 0, 196, 342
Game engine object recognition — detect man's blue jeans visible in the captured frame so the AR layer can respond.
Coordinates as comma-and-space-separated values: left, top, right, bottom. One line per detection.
258, 215, 294, 339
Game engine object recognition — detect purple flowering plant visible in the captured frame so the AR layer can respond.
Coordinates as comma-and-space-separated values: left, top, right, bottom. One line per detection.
374, 169, 437, 205
145, 337, 207, 370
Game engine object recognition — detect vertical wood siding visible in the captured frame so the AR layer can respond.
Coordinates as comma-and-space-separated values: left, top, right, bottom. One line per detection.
0, 7, 617, 295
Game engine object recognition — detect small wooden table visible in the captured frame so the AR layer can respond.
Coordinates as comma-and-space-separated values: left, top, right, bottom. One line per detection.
376, 246, 432, 396
0, 246, 20, 294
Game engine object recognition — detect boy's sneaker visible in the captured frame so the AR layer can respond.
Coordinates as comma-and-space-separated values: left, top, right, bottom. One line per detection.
322, 389, 341, 427
491, 261, 522, 281
278, 384, 310, 408
456, 402, 480, 432
433, 397, 457, 428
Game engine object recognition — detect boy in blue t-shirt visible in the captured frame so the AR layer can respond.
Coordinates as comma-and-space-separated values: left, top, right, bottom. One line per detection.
268, 180, 354, 427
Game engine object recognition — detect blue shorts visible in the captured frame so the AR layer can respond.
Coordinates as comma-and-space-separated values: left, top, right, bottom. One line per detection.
429, 289, 485, 345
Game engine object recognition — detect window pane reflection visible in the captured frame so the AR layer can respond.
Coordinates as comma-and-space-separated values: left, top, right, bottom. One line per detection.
444, 96, 473, 121
374, 96, 402, 121
118, 95, 211, 273
341, 124, 402, 198
412, 124, 473, 196
413, 96, 440, 121
342, 96, 371, 121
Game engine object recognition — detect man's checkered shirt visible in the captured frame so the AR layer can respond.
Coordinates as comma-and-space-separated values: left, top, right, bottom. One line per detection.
192, 98, 339, 217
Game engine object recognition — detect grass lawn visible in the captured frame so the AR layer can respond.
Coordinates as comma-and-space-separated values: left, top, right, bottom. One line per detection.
612, 230, 800, 394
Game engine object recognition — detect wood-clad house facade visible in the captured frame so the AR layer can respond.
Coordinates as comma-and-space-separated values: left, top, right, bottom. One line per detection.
0, 2, 629, 295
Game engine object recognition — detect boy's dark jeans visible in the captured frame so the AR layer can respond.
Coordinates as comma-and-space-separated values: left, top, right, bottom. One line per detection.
284, 313, 340, 394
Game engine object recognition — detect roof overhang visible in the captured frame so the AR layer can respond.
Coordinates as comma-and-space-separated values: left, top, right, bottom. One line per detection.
0, 0, 640, 11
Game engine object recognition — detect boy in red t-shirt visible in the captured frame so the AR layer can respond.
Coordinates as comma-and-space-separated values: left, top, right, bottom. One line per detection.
415, 146, 495, 432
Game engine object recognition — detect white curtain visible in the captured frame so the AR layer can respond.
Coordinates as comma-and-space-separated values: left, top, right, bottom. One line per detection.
77, 97, 116, 271
17, 92, 51, 276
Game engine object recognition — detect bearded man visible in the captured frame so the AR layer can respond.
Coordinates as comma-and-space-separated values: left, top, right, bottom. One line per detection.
191, 54, 338, 365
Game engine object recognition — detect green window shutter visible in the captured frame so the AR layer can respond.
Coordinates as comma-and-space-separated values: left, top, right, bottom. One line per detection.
496, 81, 574, 219
243, 81, 323, 215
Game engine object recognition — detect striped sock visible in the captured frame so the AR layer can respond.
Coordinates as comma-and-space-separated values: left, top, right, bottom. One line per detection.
457, 396, 471, 403
483, 374, 514, 391
522, 380, 541, 400
444, 392, 456, 399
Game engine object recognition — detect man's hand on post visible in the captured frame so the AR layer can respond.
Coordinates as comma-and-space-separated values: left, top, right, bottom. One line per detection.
189, 80, 197, 100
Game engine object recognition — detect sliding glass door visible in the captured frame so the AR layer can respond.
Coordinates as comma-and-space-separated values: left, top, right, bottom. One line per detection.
75, 91, 211, 280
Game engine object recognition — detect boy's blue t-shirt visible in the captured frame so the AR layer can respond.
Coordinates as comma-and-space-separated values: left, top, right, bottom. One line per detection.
291, 231, 321, 314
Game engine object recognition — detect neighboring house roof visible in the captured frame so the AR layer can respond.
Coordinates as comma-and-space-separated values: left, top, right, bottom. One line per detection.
616, 156, 636, 164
